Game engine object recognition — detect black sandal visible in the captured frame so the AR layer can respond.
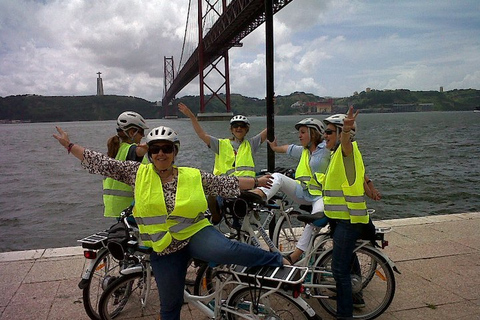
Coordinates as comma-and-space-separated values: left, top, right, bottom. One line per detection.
283, 254, 294, 266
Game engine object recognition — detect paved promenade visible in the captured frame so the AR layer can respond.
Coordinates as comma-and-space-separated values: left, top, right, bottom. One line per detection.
1, 212, 479, 320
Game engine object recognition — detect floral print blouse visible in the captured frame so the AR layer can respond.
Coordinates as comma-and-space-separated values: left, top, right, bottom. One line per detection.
81, 149, 240, 255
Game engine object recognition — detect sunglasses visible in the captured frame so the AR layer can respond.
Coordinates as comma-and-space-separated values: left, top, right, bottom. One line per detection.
324, 129, 336, 135
231, 123, 248, 129
149, 144, 175, 154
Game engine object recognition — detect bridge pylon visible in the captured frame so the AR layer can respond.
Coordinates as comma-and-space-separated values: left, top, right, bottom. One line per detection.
197, 0, 233, 120
163, 56, 178, 118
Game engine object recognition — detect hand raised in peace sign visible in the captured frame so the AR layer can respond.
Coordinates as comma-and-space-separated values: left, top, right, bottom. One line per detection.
343, 106, 359, 132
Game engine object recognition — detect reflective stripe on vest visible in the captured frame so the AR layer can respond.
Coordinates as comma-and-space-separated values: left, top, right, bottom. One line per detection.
103, 142, 134, 217
213, 139, 255, 177
138, 215, 207, 243
294, 148, 323, 196
323, 142, 368, 224
135, 213, 206, 234
133, 165, 210, 252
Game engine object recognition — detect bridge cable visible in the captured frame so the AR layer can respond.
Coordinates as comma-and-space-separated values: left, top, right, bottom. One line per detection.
178, 0, 193, 73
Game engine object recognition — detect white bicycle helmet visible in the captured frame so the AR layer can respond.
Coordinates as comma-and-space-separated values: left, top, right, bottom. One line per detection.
117, 111, 149, 131
230, 115, 250, 126
146, 126, 180, 149
323, 113, 356, 137
295, 118, 325, 134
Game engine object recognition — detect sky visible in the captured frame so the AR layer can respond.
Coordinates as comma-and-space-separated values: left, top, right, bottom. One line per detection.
1, 0, 479, 102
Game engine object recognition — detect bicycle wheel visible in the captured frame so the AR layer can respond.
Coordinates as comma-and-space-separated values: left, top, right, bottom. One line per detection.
98, 271, 159, 320
273, 214, 302, 254
227, 286, 319, 320
185, 259, 206, 293
313, 247, 395, 320
193, 263, 239, 304
82, 249, 122, 320
193, 262, 214, 295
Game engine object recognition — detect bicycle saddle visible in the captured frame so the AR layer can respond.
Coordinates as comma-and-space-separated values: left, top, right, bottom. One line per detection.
297, 212, 329, 227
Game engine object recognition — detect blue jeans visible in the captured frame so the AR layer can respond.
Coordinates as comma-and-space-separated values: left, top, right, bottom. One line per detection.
150, 226, 283, 320
331, 220, 361, 319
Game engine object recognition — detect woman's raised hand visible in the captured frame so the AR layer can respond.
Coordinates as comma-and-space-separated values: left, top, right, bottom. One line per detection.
266, 137, 278, 151
52, 126, 70, 148
138, 143, 148, 149
344, 106, 359, 132
52, 126, 85, 160
178, 102, 195, 118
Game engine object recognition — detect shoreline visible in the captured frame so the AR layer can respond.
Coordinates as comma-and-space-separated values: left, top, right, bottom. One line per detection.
0, 211, 479, 259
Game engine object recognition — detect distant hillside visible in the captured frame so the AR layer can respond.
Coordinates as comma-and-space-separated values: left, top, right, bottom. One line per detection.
336, 88, 479, 112
0, 95, 159, 122
172, 89, 479, 117
1, 89, 478, 122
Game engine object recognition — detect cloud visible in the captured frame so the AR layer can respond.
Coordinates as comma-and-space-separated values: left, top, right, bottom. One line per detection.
0, 0, 479, 101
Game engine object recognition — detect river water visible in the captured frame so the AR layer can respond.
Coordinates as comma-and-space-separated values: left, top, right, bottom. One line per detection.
0, 111, 479, 252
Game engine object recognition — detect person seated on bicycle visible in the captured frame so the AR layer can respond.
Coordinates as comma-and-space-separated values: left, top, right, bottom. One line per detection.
103, 111, 149, 218
53, 125, 290, 320
250, 118, 381, 265
323, 106, 377, 319
251, 118, 330, 263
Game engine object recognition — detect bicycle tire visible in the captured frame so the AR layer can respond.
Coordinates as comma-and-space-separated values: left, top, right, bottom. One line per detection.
98, 271, 158, 320
273, 213, 302, 254
82, 248, 122, 320
226, 286, 320, 320
193, 262, 240, 304
313, 246, 395, 320
193, 262, 214, 296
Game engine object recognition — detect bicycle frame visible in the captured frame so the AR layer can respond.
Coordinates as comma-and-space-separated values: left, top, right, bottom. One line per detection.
239, 204, 279, 251
235, 195, 299, 253
184, 264, 315, 319
237, 199, 399, 287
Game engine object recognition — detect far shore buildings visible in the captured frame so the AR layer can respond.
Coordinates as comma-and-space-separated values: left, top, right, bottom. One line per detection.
304, 98, 334, 113
290, 98, 341, 114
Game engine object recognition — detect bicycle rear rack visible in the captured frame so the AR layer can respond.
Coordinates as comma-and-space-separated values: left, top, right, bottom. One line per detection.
230, 265, 308, 289
78, 231, 108, 250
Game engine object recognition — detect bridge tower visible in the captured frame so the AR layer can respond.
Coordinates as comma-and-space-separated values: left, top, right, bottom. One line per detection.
197, 0, 233, 119
163, 56, 177, 118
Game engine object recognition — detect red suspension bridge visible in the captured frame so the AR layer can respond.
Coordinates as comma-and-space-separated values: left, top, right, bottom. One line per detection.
162, 0, 294, 114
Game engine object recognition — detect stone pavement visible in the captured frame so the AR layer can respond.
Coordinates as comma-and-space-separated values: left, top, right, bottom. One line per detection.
1, 212, 479, 320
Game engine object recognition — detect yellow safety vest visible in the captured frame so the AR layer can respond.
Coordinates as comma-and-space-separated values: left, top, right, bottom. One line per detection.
103, 143, 134, 217
323, 142, 368, 224
294, 149, 324, 196
133, 165, 210, 253
213, 139, 255, 177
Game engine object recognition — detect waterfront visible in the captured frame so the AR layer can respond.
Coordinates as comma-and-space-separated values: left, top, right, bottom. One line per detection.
2, 213, 479, 319
0, 111, 479, 252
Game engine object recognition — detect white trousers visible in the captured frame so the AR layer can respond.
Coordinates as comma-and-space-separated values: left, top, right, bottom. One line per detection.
258, 173, 324, 252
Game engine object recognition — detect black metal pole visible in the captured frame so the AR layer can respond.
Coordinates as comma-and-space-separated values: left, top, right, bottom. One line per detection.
265, 0, 275, 173
265, 0, 276, 239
